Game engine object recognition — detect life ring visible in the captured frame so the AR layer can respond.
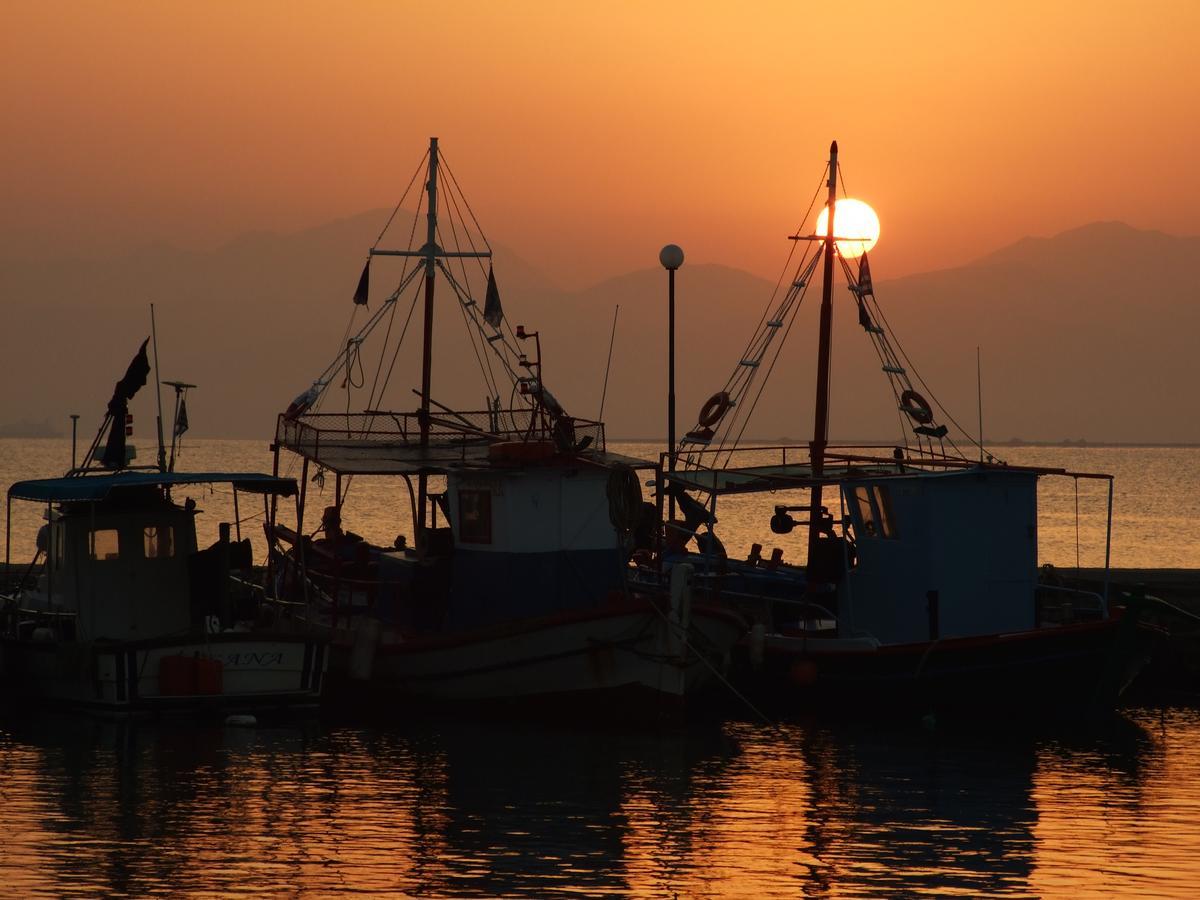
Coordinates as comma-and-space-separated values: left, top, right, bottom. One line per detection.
899, 389, 934, 425
697, 391, 733, 428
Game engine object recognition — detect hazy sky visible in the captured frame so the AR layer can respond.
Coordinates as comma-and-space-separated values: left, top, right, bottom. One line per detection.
2, 1, 1198, 287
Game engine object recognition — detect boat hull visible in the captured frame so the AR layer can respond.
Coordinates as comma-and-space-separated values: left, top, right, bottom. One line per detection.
2, 632, 326, 718
732, 617, 1165, 716
323, 601, 747, 708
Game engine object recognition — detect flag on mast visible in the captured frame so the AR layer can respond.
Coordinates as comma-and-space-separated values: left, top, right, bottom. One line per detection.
100, 338, 151, 469
353, 259, 370, 306
483, 265, 503, 327
174, 398, 189, 438
857, 252, 874, 295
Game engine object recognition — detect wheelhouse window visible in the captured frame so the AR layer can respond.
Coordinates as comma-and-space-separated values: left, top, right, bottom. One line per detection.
144, 525, 175, 558
852, 487, 878, 537
850, 484, 898, 540
872, 485, 896, 539
458, 490, 492, 544
89, 528, 121, 561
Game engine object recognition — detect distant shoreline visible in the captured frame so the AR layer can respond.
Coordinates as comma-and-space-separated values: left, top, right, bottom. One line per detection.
2, 435, 1198, 449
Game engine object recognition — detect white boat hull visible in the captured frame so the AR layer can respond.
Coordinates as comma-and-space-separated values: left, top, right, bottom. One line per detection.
329, 604, 746, 704
3, 633, 326, 716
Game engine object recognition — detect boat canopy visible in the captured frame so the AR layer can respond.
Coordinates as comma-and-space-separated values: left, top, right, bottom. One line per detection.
8, 472, 298, 503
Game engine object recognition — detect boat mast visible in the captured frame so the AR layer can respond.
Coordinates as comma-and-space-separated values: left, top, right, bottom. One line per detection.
367, 137, 490, 556
416, 137, 440, 551
807, 141, 838, 569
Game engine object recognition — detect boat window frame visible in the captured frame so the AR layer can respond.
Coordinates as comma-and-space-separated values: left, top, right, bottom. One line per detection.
457, 489, 493, 545
849, 483, 898, 540
52, 523, 65, 570
88, 527, 122, 561
143, 524, 175, 559
872, 485, 897, 539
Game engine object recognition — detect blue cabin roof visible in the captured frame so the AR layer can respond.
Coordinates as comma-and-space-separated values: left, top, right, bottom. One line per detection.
8, 471, 297, 503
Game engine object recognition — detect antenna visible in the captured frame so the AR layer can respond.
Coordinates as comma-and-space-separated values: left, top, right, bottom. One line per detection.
598, 304, 620, 422
977, 346, 984, 463
69, 414, 79, 469
150, 304, 167, 473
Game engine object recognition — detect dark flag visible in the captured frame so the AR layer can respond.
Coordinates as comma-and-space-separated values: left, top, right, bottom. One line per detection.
353, 259, 370, 306
174, 398, 189, 438
483, 265, 503, 327
857, 297, 873, 331
107, 339, 151, 416
857, 252, 874, 295
100, 339, 151, 469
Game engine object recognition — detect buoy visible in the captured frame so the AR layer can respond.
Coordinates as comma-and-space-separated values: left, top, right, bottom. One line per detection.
225, 714, 257, 727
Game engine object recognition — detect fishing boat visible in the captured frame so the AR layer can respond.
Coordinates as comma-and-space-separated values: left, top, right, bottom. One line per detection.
1, 343, 326, 717
268, 138, 745, 709
637, 142, 1163, 715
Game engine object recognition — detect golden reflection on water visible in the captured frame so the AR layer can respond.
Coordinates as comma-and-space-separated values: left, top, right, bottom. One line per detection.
3, 712, 1200, 896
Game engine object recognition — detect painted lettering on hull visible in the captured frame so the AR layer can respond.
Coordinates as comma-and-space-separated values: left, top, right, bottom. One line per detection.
217, 652, 286, 667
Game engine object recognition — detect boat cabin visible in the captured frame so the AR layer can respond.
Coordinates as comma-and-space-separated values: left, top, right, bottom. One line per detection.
5, 472, 297, 642
840, 468, 1038, 644
439, 465, 624, 629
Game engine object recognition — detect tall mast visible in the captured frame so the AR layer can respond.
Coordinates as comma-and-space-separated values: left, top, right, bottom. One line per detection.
416, 137, 439, 551
367, 137, 490, 556
807, 140, 838, 569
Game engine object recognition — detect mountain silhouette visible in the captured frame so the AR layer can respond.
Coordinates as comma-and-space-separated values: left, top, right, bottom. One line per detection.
1, 217, 1196, 445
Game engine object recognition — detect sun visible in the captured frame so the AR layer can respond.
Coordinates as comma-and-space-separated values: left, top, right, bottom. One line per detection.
814, 198, 880, 258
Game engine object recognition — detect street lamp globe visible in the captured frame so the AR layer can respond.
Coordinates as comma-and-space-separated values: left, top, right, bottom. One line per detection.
659, 244, 685, 270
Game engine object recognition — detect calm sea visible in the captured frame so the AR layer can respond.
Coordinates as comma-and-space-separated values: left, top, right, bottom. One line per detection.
4, 438, 1198, 569
2, 438, 1199, 897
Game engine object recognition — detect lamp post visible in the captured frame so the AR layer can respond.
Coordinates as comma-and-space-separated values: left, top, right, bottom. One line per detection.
659, 244, 684, 522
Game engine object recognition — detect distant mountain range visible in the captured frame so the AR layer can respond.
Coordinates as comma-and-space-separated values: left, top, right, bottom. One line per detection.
1, 216, 1196, 445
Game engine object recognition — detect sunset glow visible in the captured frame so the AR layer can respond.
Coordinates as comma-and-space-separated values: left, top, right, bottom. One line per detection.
815, 199, 880, 258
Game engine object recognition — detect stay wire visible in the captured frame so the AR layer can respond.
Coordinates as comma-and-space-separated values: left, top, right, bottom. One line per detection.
438, 202, 503, 401
367, 184, 426, 410
713, 252, 821, 467
372, 150, 429, 250
693, 164, 827, 461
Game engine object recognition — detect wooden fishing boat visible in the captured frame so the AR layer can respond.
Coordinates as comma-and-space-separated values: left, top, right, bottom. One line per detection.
1, 345, 326, 718
637, 142, 1163, 716
2, 472, 326, 717
267, 138, 746, 710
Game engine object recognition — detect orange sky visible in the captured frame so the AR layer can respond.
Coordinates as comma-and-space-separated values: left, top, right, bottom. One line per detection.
2, 1, 1198, 286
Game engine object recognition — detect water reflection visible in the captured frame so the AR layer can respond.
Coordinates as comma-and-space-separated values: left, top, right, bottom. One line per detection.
1, 710, 1197, 896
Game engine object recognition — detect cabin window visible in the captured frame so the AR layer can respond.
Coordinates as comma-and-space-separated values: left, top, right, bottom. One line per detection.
458, 490, 492, 544
52, 525, 65, 569
853, 486, 878, 537
89, 528, 121, 561
850, 485, 898, 540
144, 525, 175, 558
872, 485, 897, 539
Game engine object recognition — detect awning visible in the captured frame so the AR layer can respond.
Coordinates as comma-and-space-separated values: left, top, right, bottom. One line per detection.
8, 471, 298, 503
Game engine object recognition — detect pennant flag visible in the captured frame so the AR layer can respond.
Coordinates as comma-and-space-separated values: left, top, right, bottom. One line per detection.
174, 398, 189, 438
857, 297, 873, 331
483, 265, 503, 327
857, 253, 874, 295
100, 339, 150, 469
353, 259, 370, 305
107, 339, 151, 416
